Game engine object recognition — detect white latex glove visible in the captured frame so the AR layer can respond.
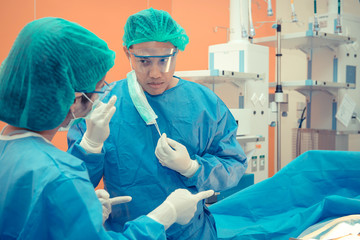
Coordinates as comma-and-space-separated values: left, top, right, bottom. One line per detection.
95, 189, 132, 224
147, 189, 214, 230
80, 96, 117, 153
155, 133, 200, 177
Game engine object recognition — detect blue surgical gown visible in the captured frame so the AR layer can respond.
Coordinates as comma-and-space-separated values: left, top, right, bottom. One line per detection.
68, 77, 247, 240
0, 132, 165, 240
209, 150, 360, 240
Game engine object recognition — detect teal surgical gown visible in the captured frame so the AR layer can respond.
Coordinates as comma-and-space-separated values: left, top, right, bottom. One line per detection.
68, 77, 247, 240
0, 132, 165, 239
209, 150, 360, 239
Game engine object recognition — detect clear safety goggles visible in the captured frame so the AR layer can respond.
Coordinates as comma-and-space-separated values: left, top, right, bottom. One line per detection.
128, 48, 178, 73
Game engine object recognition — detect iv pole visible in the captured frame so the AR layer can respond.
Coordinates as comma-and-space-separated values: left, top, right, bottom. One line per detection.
274, 21, 283, 172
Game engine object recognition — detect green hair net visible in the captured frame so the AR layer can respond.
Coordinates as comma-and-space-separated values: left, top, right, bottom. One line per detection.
0, 17, 115, 131
123, 8, 189, 51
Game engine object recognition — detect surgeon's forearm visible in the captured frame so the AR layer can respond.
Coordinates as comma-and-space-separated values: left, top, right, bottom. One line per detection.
68, 142, 105, 187
183, 153, 247, 191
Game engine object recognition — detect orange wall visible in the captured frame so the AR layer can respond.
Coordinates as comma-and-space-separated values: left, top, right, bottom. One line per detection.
0, 0, 276, 178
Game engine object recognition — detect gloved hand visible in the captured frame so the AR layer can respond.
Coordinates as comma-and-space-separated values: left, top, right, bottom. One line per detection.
95, 189, 132, 225
155, 133, 200, 177
80, 96, 117, 153
147, 189, 214, 230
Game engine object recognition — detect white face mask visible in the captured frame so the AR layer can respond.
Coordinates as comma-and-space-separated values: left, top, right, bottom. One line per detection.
127, 70, 158, 125
58, 111, 83, 132
127, 70, 161, 136
58, 93, 100, 132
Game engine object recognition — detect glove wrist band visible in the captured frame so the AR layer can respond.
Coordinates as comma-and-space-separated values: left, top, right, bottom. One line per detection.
79, 135, 104, 153
179, 160, 200, 178
147, 201, 177, 230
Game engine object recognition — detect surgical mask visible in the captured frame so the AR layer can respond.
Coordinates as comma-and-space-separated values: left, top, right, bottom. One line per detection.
127, 70, 161, 136
58, 93, 100, 132
58, 111, 85, 132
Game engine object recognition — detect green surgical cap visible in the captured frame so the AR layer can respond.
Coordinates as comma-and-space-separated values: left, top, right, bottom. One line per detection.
0, 17, 115, 131
123, 8, 189, 51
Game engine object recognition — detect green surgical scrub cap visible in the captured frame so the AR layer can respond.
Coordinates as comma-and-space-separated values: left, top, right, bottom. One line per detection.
0, 17, 115, 131
123, 8, 189, 51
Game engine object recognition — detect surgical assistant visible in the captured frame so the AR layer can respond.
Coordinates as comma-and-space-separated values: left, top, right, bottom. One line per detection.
68, 8, 247, 240
0, 17, 212, 239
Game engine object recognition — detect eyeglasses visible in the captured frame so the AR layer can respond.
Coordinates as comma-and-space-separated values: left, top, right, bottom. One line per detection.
77, 81, 114, 103
128, 48, 178, 73
80, 81, 111, 94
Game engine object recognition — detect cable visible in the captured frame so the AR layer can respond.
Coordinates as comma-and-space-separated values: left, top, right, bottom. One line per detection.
296, 106, 306, 157
298, 106, 307, 129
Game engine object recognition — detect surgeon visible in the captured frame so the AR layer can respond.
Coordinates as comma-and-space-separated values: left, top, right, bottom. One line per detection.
0, 17, 214, 239
68, 8, 247, 239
